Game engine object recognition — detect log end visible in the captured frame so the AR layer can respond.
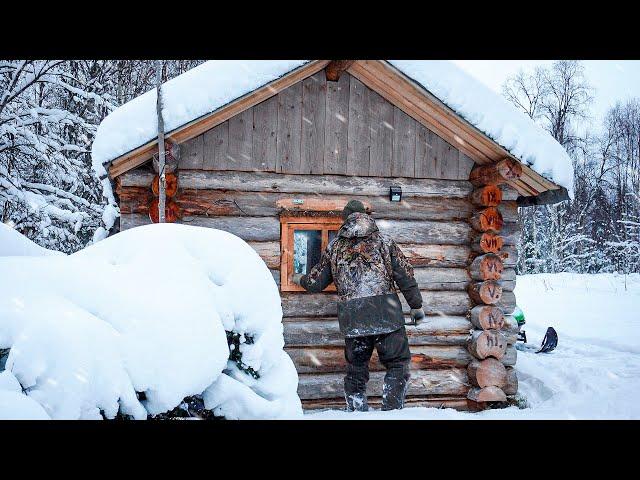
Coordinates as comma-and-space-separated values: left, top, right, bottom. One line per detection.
469, 158, 523, 187
477, 207, 504, 233
497, 158, 523, 181
468, 280, 503, 305
467, 358, 507, 388
470, 253, 505, 281
149, 198, 181, 223
470, 185, 503, 207
152, 172, 178, 197
325, 60, 355, 81
475, 232, 505, 254
467, 329, 508, 360
470, 305, 505, 330
467, 386, 507, 403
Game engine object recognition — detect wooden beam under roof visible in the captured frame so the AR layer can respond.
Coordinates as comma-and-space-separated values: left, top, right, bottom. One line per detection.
325, 60, 355, 81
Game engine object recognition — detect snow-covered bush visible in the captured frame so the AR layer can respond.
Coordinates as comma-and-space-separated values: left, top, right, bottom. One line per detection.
0, 223, 302, 419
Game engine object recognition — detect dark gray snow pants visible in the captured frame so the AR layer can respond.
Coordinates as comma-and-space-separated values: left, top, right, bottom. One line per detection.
344, 326, 411, 411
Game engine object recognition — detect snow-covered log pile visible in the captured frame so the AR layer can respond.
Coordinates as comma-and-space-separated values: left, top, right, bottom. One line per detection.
465, 160, 522, 404
0, 223, 302, 420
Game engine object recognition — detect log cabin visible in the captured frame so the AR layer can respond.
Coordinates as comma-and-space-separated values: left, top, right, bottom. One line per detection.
93, 60, 572, 412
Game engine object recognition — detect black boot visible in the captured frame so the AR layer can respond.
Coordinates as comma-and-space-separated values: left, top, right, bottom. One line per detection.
381, 366, 410, 410
345, 392, 369, 412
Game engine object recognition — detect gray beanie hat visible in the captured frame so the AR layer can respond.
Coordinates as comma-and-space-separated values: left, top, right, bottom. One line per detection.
342, 199, 367, 220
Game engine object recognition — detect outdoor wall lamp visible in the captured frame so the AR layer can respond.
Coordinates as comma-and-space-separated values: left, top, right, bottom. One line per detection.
389, 186, 402, 202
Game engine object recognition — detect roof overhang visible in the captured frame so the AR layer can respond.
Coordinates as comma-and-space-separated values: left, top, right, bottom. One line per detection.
104, 59, 565, 200
516, 186, 570, 206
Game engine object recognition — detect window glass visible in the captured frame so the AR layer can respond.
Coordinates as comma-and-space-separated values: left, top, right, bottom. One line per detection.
293, 230, 322, 275
328, 229, 338, 244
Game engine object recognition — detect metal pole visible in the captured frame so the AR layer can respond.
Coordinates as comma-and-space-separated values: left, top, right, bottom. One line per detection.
155, 60, 166, 223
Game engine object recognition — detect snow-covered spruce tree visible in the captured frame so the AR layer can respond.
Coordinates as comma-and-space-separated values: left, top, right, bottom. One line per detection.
0, 60, 116, 252
148, 331, 261, 420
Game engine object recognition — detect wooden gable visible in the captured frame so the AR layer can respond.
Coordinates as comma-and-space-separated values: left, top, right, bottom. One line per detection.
106, 60, 563, 197
174, 71, 475, 181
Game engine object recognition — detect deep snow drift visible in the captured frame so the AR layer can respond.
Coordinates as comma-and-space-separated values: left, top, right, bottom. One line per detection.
308, 273, 640, 419
0, 222, 64, 257
0, 223, 302, 420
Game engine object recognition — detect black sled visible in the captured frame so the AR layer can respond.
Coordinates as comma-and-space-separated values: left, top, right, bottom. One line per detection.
535, 327, 558, 353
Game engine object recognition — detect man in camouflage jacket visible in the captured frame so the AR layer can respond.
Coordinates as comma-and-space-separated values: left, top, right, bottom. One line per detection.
292, 200, 425, 411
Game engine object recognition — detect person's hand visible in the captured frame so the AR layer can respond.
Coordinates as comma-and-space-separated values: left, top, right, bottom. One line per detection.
410, 308, 425, 326
291, 273, 304, 286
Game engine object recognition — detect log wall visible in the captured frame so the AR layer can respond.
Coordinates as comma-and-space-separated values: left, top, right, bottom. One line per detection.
115, 70, 523, 410
117, 166, 520, 410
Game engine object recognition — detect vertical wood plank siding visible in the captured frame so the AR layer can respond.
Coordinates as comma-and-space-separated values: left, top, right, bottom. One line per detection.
324, 73, 350, 175
276, 81, 303, 173
177, 72, 473, 181
252, 95, 278, 172
300, 72, 326, 174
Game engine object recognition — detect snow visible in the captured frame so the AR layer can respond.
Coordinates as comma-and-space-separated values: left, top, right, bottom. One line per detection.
307, 273, 640, 420
4, 219, 635, 420
0, 223, 302, 419
0, 371, 23, 392
91, 61, 309, 171
92, 60, 572, 194
389, 61, 574, 193
0, 371, 50, 419
91, 202, 119, 243
0, 392, 51, 420
0, 222, 63, 257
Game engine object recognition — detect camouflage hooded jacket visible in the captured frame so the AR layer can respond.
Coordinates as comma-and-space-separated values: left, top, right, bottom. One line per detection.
300, 213, 423, 337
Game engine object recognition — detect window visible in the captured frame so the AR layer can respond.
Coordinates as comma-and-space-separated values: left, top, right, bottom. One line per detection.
280, 216, 343, 292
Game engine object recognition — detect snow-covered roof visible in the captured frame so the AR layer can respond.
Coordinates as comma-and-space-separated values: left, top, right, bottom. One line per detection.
91, 60, 309, 178
92, 60, 573, 194
388, 61, 573, 192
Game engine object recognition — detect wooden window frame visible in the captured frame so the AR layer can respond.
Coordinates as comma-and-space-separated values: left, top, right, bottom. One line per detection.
280, 215, 343, 292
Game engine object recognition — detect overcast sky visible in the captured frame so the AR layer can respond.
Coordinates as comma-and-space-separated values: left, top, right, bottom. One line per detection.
451, 60, 640, 130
